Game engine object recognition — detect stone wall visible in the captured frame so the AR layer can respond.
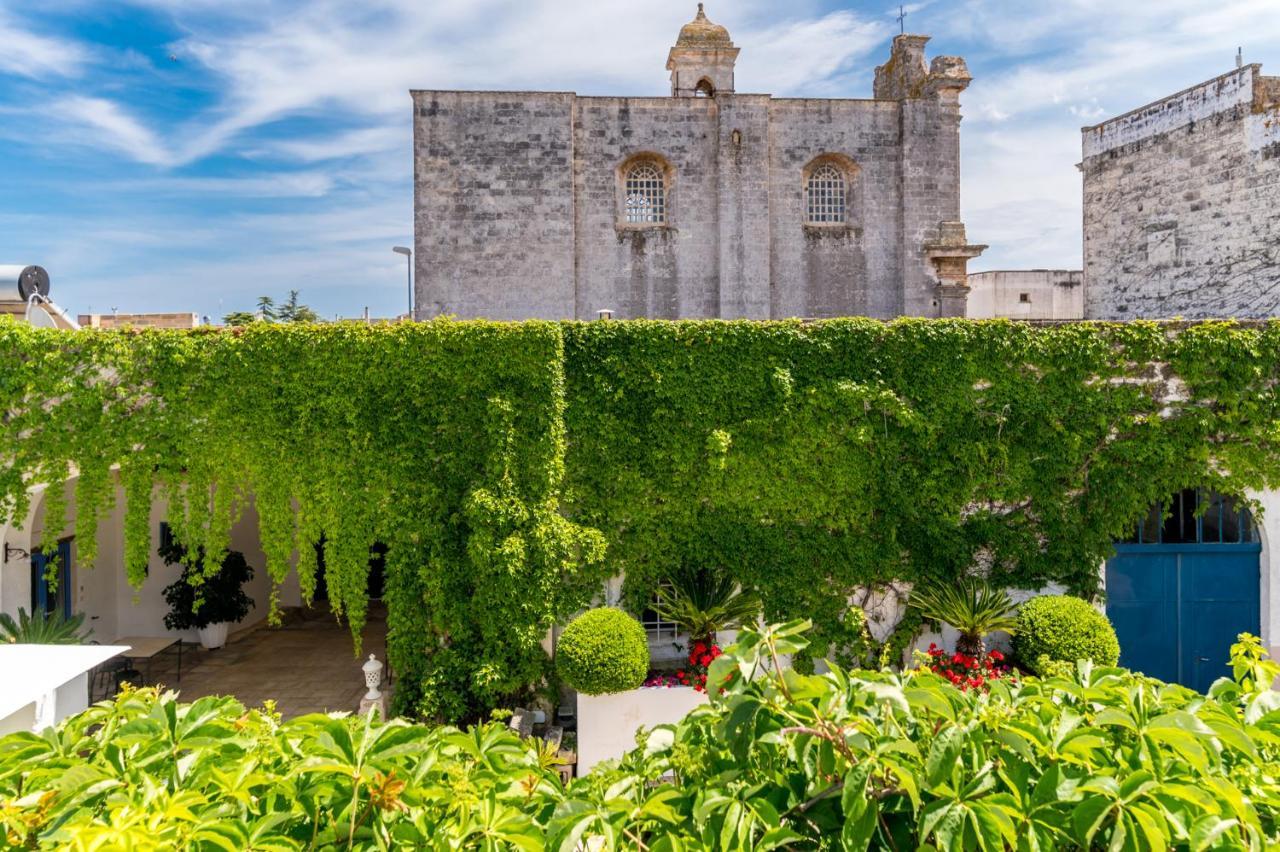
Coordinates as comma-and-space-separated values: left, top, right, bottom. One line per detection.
1082, 65, 1280, 319
966, 270, 1084, 320
411, 36, 978, 321
413, 91, 577, 321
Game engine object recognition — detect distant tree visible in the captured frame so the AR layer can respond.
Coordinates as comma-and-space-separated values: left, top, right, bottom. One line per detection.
277, 290, 320, 323
256, 296, 278, 322
223, 292, 320, 326
222, 310, 259, 326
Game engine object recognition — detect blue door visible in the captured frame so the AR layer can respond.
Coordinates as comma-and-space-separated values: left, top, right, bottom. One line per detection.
1106, 489, 1260, 694
30, 539, 73, 619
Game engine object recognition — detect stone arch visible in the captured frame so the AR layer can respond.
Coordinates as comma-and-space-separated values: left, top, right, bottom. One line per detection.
694, 78, 715, 98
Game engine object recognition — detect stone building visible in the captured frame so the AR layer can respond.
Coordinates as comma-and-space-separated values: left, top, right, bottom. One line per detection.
411, 6, 984, 321
1082, 62, 1280, 319
965, 270, 1083, 320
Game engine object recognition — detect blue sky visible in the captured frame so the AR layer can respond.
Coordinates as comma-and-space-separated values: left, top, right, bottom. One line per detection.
0, 0, 1273, 321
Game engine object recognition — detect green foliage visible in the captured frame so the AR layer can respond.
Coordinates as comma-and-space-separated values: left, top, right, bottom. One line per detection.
0, 688, 567, 849
6, 624, 1280, 849
652, 564, 761, 644
555, 608, 649, 695
1014, 593, 1122, 674
909, 577, 1018, 656
223, 290, 320, 326
0, 320, 606, 724
0, 607, 90, 644
2, 318, 1280, 721
562, 319, 1280, 668
159, 537, 255, 630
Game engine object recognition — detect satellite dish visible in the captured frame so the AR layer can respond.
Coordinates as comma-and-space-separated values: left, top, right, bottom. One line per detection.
26, 302, 59, 328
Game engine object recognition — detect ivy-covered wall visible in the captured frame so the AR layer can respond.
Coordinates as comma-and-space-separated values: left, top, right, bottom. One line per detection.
2, 318, 1279, 720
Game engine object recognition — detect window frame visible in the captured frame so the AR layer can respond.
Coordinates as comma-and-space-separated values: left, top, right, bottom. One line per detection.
802, 154, 859, 230
616, 154, 674, 230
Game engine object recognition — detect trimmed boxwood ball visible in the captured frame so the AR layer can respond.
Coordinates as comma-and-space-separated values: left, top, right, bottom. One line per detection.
1014, 594, 1120, 675
556, 608, 650, 695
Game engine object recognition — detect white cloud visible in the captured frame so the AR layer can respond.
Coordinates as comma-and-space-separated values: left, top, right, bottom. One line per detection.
47, 96, 175, 166
60, 0, 888, 167
0, 9, 88, 78
6, 0, 1278, 318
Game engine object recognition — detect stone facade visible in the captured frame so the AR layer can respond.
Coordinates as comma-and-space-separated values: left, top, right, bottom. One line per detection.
1082, 64, 1280, 319
412, 7, 984, 321
966, 270, 1084, 320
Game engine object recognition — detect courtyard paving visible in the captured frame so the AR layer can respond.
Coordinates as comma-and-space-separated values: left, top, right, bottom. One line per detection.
131, 601, 390, 719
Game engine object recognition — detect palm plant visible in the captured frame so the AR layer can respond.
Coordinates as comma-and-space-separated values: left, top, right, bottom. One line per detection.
0, 607, 91, 644
652, 565, 761, 646
909, 577, 1017, 657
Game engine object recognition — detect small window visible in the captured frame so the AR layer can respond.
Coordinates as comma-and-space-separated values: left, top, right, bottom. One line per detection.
1019, 292, 1031, 303
694, 78, 715, 98
806, 163, 846, 224
640, 605, 679, 641
624, 163, 666, 224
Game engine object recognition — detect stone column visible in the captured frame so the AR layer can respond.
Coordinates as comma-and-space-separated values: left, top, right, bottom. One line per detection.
924, 221, 986, 318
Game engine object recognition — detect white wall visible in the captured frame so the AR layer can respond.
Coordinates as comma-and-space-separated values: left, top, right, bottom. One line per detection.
1251, 489, 1280, 657
577, 686, 708, 775
0, 476, 305, 642
966, 270, 1084, 320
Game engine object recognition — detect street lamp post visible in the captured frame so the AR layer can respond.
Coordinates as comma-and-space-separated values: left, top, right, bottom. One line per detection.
392, 246, 412, 319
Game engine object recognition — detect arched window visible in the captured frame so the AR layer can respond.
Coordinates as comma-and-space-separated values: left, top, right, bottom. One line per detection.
624, 162, 666, 224
806, 163, 846, 224
694, 78, 715, 98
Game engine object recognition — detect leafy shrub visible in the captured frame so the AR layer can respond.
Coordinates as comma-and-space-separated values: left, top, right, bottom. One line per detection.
652, 564, 760, 646
556, 608, 649, 695
0, 688, 564, 849
4, 625, 1280, 849
0, 607, 90, 644
1013, 593, 1120, 674
909, 578, 1018, 656
160, 537, 255, 631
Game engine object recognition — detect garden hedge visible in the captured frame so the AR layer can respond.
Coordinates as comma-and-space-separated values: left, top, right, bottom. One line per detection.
1014, 593, 1122, 674
3, 623, 1280, 849
2, 318, 1280, 719
555, 607, 649, 694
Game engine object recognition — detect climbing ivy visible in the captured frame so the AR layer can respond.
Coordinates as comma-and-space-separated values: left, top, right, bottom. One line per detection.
1, 318, 1279, 718
562, 319, 1280, 665
0, 320, 606, 722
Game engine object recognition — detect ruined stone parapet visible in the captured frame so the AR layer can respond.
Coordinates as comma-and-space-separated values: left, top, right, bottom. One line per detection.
873, 35, 971, 102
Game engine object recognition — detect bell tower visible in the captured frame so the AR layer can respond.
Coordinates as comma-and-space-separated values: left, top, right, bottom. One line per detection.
667, 4, 739, 97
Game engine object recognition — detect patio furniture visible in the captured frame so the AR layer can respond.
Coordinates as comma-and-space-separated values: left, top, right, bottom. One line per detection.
112, 636, 184, 684
87, 641, 132, 703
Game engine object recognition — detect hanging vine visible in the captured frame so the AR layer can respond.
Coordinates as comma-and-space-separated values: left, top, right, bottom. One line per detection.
1, 318, 1279, 720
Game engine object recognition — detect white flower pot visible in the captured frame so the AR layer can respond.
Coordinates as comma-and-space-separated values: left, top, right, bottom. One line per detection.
197, 622, 229, 650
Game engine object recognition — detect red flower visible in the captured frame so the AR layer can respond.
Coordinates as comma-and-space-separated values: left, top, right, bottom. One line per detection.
988, 650, 1004, 661
700, 654, 713, 667
693, 643, 707, 655
676, 670, 685, 679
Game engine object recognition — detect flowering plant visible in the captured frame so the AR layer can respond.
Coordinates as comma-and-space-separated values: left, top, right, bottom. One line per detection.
675, 640, 724, 692
643, 673, 684, 688
918, 643, 1013, 691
